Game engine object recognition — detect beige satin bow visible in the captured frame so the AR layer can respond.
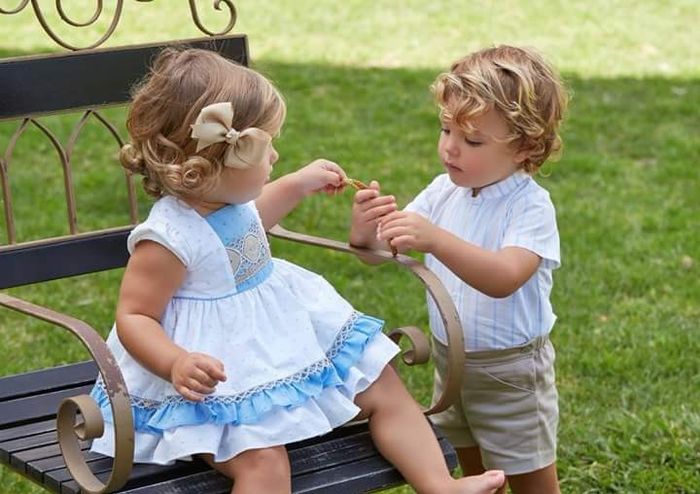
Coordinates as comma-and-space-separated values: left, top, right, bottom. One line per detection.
190, 102, 271, 169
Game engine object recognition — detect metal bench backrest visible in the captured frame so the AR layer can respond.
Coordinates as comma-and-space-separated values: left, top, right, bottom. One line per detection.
0, 36, 247, 289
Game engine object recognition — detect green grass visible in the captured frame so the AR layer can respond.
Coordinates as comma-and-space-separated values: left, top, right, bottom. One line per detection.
1, 1, 699, 493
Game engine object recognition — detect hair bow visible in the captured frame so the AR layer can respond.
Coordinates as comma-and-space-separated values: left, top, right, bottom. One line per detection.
190, 102, 271, 169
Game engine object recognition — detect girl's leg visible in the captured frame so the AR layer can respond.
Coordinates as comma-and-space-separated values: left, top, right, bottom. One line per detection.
199, 446, 291, 494
457, 447, 507, 494
507, 463, 560, 494
354, 365, 505, 494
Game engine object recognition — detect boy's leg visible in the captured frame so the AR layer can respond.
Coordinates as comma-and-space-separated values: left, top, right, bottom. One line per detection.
354, 365, 504, 494
506, 463, 560, 494
457, 447, 507, 494
200, 446, 291, 494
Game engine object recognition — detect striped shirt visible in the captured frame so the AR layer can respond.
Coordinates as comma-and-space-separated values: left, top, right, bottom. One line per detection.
405, 172, 560, 351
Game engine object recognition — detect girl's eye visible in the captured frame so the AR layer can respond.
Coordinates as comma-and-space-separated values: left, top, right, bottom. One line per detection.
440, 127, 450, 135
465, 138, 483, 146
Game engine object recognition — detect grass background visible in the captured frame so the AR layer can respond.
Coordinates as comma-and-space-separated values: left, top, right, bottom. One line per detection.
1, 1, 698, 492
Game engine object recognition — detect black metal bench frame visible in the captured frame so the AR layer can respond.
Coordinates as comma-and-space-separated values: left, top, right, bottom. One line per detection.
0, 5, 466, 493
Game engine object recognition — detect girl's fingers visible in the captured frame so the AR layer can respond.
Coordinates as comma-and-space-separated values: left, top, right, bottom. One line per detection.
176, 385, 203, 402
196, 359, 227, 382
192, 368, 218, 388
186, 378, 215, 395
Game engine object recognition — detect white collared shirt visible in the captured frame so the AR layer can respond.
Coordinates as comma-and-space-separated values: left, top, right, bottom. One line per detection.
405, 172, 560, 350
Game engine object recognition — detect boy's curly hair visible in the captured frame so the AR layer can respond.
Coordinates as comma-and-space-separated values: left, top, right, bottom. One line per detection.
432, 45, 568, 174
120, 48, 286, 199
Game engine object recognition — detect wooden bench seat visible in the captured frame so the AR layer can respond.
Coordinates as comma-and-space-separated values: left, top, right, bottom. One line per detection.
0, 360, 457, 493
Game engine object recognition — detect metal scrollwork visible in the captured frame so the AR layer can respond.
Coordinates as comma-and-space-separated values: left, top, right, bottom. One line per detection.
188, 0, 237, 36
0, 0, 29, 15
0, 1, 237, 51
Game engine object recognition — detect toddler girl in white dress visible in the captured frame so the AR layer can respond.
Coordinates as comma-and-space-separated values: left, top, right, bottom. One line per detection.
89, 47, 504, 494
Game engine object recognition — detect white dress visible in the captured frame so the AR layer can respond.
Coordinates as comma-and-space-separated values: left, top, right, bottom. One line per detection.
90, 195, 399, 465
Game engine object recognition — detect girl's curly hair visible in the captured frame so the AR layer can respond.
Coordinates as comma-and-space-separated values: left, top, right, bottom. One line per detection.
120, 48, 286, 198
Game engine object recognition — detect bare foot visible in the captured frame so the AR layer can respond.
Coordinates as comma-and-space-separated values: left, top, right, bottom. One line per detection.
455, 470, 505, 494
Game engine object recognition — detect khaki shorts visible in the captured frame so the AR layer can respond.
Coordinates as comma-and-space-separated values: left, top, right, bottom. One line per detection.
430, 336, 558, 475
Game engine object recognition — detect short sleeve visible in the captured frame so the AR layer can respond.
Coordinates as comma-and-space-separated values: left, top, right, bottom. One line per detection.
127, 219, 192, 266
404, 174, 450, 218
502, 192, 561, 269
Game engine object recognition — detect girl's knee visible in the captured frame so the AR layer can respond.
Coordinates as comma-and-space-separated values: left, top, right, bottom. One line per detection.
230, 446, 290, 483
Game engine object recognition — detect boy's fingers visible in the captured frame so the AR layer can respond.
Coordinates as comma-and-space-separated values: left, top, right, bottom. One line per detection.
369, 180, 380, 191
390, 235, 412, 251
365, 203, 397, 221
354, 188, 379, 203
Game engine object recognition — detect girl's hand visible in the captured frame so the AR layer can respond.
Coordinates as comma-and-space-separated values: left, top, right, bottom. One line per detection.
294, 159, 347, 196
378, 211, 437, 253
349, 180, 398, 246
170, 352, 227, 402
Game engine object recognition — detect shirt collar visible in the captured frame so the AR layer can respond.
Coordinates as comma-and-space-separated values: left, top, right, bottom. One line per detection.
468, 172, 530, 200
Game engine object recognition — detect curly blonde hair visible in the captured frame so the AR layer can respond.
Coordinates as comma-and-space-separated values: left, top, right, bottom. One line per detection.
432, 45, 568, 174
120, 48, 286, 198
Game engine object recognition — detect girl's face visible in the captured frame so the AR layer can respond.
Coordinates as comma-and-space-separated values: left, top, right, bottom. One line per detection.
438, 108, 528, 189
206, 141, 279, 205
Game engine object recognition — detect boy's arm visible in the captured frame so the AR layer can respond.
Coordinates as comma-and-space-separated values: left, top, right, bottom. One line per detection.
379, 211, 540, 298
430, 228, 541, 298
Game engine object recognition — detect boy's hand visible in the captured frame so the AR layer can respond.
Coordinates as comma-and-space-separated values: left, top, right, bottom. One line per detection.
294, 159, 347, 196
171, 352, 227, 402
350, 180, 397, 246
378, 211, 437, 253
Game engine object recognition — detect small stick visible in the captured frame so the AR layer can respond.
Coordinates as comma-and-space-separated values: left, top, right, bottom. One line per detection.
344, 178, 398, 256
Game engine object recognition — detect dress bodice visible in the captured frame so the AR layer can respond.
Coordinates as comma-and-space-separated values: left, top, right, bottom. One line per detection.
205, 203, 273, 292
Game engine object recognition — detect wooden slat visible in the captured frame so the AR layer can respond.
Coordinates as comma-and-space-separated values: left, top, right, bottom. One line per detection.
0, 384, 94, 428
0, 35, 248, 120
0, 361, 96, 402
0, 229, 130, 289
0, 418, 56, 442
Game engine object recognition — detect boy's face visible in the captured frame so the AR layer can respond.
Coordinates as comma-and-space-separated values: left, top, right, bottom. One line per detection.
438, 108, 527, 189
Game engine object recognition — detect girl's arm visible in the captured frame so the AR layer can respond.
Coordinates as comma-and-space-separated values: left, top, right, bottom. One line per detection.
256, 159, 346, 230
379, 211, 540, 298
116, 240, 226, 400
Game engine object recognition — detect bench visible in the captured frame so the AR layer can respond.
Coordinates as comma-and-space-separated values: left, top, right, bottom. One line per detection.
0, 6, 466, 494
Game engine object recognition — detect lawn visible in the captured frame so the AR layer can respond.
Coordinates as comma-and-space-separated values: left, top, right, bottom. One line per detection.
1, 1, 698, 493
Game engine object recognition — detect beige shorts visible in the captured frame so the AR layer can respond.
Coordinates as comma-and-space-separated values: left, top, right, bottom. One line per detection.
430, 336, 558, 475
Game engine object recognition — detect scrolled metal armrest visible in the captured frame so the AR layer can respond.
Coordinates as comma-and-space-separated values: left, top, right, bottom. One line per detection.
269, 224, 464, 415
0, 293, 133, 494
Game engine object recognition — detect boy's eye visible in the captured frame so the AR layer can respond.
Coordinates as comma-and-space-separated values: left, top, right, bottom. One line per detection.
440, 127, 450, 135
465, 137, 483, 146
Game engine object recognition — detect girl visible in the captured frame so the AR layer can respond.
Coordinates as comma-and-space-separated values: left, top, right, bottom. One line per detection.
89, 48, 504, 494
350, 45, 568, 493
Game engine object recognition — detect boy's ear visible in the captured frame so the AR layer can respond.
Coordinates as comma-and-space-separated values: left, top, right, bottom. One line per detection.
514, 148, 531, 165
